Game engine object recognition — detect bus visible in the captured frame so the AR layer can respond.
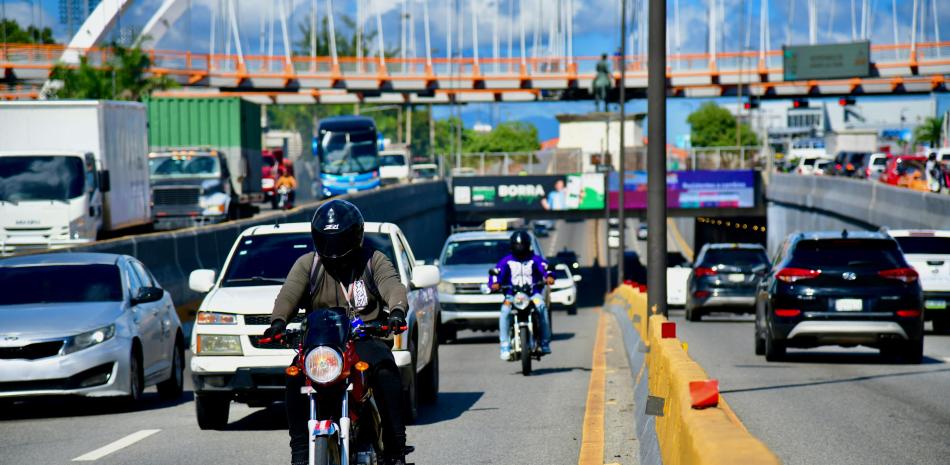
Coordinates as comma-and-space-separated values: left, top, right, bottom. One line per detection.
313, 116, 381, 198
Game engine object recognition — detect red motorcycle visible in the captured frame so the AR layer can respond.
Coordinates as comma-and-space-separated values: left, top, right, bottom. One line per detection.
260, 308, 404, 465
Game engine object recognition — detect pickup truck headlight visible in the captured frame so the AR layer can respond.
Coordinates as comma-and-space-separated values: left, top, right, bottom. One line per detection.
64, 324, 115, 354
196, 311, 237, 325
68, 217, 88, 240
195, 335, 243, 355
437, 281, 456, 294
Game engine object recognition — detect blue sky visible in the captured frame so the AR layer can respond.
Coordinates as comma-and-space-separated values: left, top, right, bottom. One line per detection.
3, 0, 948, 141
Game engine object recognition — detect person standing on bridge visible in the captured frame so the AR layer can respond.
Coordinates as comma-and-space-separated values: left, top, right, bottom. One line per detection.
263, 199, 411, 465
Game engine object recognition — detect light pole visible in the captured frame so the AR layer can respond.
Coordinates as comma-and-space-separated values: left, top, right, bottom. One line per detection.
647, 0, 668, 318
617, 0, 627, 286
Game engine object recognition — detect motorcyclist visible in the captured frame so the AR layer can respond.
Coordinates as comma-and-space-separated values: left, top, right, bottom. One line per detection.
926, 152, 941, 191
263, 199, 410, 465
489, 230, 555, 360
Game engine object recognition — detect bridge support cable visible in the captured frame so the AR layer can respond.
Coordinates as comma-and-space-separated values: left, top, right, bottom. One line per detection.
493, 0, 500, 73
471, 0, 480, 68
759, 0, 770, 68
326, 0, 339, 68
310, 0, 317, 70
401, 0, 408, 73
933, 0, 942, 58
519, 0, 526, 69
423, 0, 432, 68
808, 0, 817, 44
911, 0, 919, 60
708, 0, 717, 67
376, 3, 385, 68
277, 0, 291, 68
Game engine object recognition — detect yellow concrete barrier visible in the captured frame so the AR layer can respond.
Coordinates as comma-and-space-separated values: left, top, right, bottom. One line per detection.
612, 286, 782, 465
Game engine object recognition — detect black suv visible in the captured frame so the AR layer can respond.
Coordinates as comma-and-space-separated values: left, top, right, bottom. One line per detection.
686, 243, 769, 321
754, 231, 924, 363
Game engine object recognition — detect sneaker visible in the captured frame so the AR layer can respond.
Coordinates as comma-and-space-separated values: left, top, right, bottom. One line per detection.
500, 344, 511, 361
541, 345, 552, 355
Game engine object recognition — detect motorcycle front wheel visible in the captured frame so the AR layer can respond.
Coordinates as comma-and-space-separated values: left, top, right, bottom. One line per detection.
312, 436, 331, 465
520, 326, 532, 376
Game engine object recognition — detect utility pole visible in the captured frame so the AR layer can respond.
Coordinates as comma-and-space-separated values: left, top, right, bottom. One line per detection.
617, 0, 627, 286
647, 0, 668, 318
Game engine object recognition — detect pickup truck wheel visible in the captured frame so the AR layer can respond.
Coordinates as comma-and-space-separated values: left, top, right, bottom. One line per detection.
438, 321, 457, 344
402, 340, 419, 424
195, 394, 230, 430
418, 337, 439, 404
157, 339, 184, 400
567, 305, 577, 316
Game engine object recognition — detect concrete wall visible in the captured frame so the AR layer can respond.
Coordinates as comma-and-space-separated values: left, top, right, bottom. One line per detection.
66, 182, 450, 307
766, 173, 950, 254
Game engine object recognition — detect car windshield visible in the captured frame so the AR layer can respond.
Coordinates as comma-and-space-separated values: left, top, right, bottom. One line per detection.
149, 154, 221, 178
0, 264, 122, 304
222, 232, 395, 287
554, 268, 570, 280
803, 158, 817, 166
848, 153, 869, 164
872, 157, 888, 166
0, 155, 86, 202
414, 167, 438, 177
441, 239, 510, 265
319, 129, 379, 175
379, 155, 406, 167
700, 249, 768, 267
894, 236, 950, 255
790, 239, 904, 269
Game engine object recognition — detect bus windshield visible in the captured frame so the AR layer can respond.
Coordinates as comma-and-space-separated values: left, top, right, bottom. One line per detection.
319, 129, 379, 175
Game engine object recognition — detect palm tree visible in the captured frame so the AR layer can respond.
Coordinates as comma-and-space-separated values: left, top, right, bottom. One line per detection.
50, 42, 177, 101
914, 116, 944, 147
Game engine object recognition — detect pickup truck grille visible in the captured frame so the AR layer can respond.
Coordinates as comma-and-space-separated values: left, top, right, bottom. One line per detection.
244, 313, 306, 326
453, 283, 485, 295
153, 187, 200, 206
0, 341, 64, 360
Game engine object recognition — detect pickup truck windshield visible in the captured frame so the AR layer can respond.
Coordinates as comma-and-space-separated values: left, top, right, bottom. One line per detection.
222, 232, 396, 287
149, 154, 221, 178
0, 264, 122, 304
379, 154, 407, 167
0, 155, 86, 202
441, 239, 510, 266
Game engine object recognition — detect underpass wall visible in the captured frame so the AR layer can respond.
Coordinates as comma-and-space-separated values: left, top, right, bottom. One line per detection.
766, 173, 950, 255
64, 182, 449, 308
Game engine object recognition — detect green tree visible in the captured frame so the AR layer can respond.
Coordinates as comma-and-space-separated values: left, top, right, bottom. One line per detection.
687, 102, 758, 147
464, 121, 540, 152
0, 19, 56, 44
913, 116, 944, 147
50, 42, 177, 100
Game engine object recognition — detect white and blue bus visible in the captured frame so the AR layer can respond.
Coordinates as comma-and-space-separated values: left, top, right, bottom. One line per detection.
313, 116, 381, 198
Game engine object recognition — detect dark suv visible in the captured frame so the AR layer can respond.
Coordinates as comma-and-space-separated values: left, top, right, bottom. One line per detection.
686, 243, 769, 321
754, 231, 924, 363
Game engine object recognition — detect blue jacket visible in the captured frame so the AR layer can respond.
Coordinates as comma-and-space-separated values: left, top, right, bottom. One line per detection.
489, 254, 552, 295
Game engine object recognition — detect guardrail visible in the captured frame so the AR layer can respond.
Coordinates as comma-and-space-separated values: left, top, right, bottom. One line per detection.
607, 285, 781, 465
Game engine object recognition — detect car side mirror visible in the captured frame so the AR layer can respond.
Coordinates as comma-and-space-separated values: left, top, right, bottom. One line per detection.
189, 269, 216, 293
573, 274, 582, 283
410, 265, 440, 289
132, 286, 164, 305
98, 170, 111, 193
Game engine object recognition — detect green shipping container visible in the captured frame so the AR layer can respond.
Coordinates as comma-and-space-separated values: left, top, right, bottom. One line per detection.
146, 97, 263, 200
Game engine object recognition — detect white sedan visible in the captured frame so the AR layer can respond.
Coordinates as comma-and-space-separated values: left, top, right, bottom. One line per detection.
550, 263, 581, 315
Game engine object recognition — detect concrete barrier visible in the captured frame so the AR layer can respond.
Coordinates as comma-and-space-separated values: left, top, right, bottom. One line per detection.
609, 285, 781, 465
61, 182, 450, 308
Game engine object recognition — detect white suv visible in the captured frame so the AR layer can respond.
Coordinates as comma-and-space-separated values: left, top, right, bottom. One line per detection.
890, 229, 950, 333
187, 222, 441, 429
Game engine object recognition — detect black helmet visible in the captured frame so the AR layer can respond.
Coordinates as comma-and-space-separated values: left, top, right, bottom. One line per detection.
510, 230, 532, 259
311, 199, 364, 259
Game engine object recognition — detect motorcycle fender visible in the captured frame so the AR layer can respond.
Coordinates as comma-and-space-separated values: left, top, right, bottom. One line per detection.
311, 419, 337, 437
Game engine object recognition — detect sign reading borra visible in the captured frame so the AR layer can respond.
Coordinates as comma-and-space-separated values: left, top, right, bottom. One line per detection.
783, 41, 870, 81
453, 174, 605, 212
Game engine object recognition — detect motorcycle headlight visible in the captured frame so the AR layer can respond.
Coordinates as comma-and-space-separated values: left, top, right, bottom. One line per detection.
64, 324, 115, 354
437, 281, 456, 294
304, 346, 343, 384
513, 293, 530, 310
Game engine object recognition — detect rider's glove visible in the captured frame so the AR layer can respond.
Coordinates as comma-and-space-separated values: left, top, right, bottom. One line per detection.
262, 319, 287, 341
545, 276, 555, 285
389, 309, 408, 335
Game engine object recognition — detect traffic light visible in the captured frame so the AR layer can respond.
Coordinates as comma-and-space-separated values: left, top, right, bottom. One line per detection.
839, 97, 856, 106
792, 98, 808, 109
743, 99, 760, 110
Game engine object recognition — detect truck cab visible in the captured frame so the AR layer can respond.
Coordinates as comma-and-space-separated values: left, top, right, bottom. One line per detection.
148, 149, 234, 230
0, 151, 106, 255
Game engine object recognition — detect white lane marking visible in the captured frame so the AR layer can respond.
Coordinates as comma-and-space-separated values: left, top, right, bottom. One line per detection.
72, 429, 161, 462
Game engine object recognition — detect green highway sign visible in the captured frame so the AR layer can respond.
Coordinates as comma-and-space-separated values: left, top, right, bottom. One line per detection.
783, 41, 871, 81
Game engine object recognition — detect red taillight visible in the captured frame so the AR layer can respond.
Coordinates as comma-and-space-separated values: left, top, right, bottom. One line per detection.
835, 163, 842, 170
776, 267, 821, 283
693, 290, 711, 299
775, 309, 801, 317
896, 309, 921, 318
694, 267, 717, 277
878, 267, 918, 283
865, 167, 871, 177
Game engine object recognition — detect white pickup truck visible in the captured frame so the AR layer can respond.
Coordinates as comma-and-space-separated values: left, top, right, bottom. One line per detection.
187, 222, 441, 429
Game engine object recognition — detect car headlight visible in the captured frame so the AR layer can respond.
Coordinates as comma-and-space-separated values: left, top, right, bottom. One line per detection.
199, 192, 229, 216
196, 311, 237, 325
64, 324, 115, 354
68, 216, 88, 240
513, 293, 530, 310
304, 346, 343, 384
195, 334, 243, 355
437, 281, 456, 294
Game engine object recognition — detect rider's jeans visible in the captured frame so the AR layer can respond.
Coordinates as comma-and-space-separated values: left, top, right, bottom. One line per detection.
499, 292, 551, 350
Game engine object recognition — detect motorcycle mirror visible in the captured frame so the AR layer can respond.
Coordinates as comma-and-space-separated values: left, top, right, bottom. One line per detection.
488, 267, 500, 277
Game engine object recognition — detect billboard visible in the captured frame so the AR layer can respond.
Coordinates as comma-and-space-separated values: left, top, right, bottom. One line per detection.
453, 173, 605, 212
783, 41, 870, 81
608, 170, 756, 210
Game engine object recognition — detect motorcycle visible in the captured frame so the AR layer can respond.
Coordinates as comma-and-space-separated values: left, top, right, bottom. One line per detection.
277, 185, 295, 209
486, 270, 546, 376
928, 163, 950, 194
260, 308, 404, 465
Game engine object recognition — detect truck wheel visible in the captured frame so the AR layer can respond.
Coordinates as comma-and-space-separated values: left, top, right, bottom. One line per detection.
418, 337, 439, 404
195, 394, 230, 430
157, 339, 184, 400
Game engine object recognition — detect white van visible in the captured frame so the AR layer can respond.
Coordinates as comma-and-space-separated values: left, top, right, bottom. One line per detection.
379, 148, 411, 186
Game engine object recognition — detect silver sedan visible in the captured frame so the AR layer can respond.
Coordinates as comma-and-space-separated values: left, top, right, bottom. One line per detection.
0, 252, 184, 402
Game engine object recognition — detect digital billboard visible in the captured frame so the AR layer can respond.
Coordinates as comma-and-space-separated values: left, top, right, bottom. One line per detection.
608, 170, 756, 210
453, 173, 605, 212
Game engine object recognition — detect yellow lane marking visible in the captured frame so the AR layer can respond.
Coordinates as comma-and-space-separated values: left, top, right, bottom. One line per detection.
667, 218, 694, 262
578, 310, 608, 465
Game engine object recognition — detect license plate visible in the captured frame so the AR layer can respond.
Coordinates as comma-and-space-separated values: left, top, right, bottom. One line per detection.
925, 299, 947, 310
727, 273, 745, 283
835, 299, 863, 312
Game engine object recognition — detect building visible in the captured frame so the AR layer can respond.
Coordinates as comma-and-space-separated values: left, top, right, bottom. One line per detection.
555, 112, 646, 172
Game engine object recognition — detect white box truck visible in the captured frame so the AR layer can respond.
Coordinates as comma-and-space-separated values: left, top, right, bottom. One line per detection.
0, 100, 152, 255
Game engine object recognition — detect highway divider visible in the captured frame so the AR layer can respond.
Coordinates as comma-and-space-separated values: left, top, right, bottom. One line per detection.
62, 182, 450, 313
606, 285, 781, 465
